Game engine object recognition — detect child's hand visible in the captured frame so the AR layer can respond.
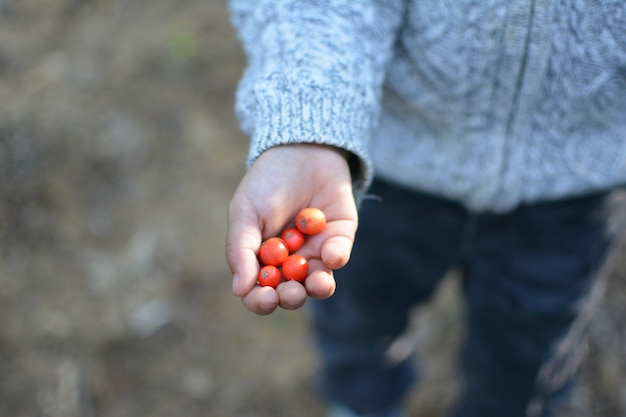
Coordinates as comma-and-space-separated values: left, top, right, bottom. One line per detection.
226, 144, 358, 315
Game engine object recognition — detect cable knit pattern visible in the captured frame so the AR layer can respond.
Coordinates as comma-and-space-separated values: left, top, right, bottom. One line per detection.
230, 0, 626, 212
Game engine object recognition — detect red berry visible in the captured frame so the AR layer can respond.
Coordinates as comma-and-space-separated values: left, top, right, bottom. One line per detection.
295, 207, 326, 235
282, 254, 309, 282
258, 265, 281, 288
259, 237, 289, 266
281, 227, 305, 252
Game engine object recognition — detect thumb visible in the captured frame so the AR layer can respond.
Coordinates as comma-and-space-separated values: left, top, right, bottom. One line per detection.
226, 204, 262, 297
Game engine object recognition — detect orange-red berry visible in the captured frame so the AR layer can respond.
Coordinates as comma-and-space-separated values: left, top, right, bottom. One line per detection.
282, 254, 309, 282
258, 265, 282, 288
259, 237, 289, 266
295, 207, 326, 235
281, 227, 305, 252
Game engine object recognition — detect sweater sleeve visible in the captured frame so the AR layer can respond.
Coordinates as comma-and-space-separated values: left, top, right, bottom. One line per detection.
229, 0, 404, 195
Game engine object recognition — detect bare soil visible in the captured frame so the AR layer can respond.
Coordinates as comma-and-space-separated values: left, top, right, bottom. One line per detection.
0, 1, 625, 416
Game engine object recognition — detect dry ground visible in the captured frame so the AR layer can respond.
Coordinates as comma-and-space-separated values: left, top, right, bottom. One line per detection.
0, 1, 625, 416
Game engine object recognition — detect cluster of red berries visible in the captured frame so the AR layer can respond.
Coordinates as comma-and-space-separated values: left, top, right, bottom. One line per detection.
257, 207, 326, 288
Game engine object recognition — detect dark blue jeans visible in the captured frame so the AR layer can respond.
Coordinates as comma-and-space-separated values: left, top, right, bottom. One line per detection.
312, 178, 614, 417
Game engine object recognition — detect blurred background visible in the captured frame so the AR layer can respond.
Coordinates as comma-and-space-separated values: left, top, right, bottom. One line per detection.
0, 1, 625, 416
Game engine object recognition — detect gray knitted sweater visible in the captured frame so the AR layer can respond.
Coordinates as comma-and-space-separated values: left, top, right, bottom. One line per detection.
230, 0, 626, 212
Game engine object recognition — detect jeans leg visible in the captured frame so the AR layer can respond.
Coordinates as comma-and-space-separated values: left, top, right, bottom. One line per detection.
453, 193, 614, 417
311, 179, 466, 415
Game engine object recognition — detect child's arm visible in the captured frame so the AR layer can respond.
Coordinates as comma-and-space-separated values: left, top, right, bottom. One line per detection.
227, 1, 403, 314
229, 0, 405, 198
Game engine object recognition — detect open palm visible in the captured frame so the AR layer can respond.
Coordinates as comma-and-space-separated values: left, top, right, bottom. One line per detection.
226, 144, 358, 315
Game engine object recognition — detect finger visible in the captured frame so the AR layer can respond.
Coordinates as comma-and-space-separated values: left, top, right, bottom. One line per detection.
321, 235, 353, 270
297, 217, 356, 256
241, 286, 279, 315
316, 218, 357, 270
277, 280, 308, 310
305, 259, 336, 299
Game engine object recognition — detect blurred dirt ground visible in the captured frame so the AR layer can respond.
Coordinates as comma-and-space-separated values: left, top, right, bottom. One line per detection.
0, 1, 625, 416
